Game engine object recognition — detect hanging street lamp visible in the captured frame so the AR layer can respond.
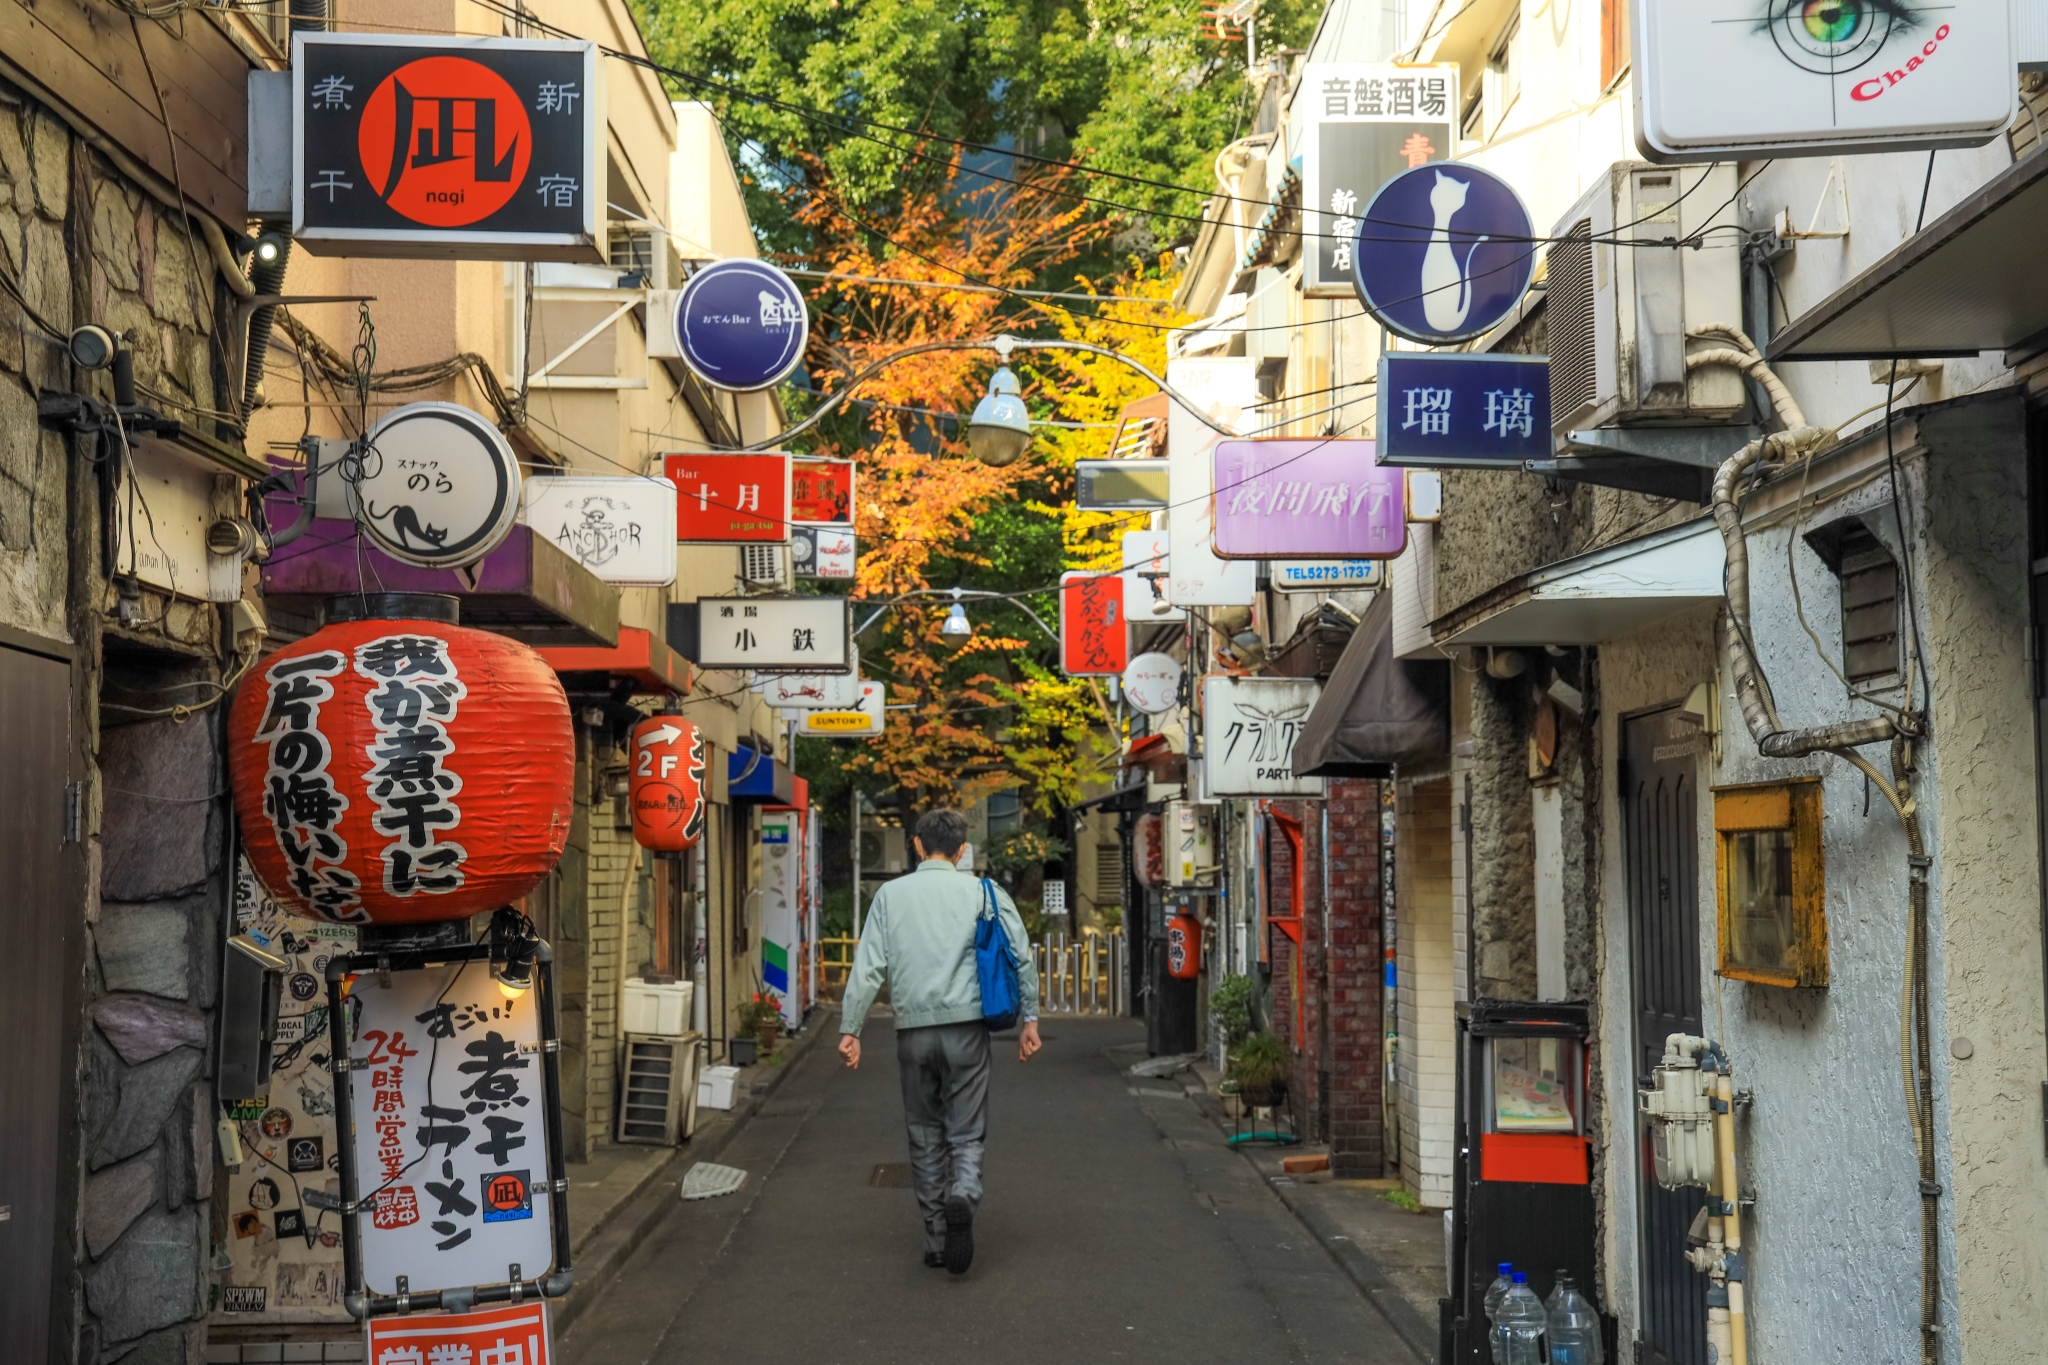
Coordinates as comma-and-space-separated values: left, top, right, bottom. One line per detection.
966, 364, 1032, 467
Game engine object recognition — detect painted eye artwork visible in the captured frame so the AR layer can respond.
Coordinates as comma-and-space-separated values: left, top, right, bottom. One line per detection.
1753, 0, 1924, 75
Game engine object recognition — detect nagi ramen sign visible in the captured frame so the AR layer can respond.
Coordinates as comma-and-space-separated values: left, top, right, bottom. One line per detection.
293, 34, 603, 259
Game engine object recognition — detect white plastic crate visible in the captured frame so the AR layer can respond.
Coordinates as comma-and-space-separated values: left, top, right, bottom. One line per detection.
622, 978, 694, 1036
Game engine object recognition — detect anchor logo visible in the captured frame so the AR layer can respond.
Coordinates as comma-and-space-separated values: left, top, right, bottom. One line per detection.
1419, 171, 1490, 335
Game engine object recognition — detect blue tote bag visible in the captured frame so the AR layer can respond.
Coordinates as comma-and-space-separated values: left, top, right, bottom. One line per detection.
975, 877, 1022, 1031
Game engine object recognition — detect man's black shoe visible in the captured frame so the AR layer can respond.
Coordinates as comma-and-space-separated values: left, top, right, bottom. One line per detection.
942, 1196, 974, 1275
924, 1251, 945, 1268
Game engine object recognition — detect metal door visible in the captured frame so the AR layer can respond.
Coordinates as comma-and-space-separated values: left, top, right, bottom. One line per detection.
1621, 705, 1707, 1365
0, 640, 73, 1359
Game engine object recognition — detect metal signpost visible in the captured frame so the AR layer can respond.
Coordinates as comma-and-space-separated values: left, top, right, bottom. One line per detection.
1375, 353, 1553, 468
351, 403, 524, 569
663, 453, 793, 544
292, 34, 603, 261
518, 476, 678, 585
670, 259, 810, 391
1350, 162, 1537, 346
1210, 439, 1406, 560
1299, 63, 1459, 298
692, 596, 852, 672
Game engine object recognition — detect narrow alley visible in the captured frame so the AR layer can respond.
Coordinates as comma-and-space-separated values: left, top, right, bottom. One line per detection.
561, 1015, 1419, 1365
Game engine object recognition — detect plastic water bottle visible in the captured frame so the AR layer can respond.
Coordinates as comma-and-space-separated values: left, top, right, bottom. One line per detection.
1497, 1274, 1548, 1365
1546, 1276, 1604, 1365
1483, 1262, 1516, 1365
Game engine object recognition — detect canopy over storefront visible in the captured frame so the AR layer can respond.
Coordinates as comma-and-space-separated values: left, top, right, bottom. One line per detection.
1292, 588, 1450, 778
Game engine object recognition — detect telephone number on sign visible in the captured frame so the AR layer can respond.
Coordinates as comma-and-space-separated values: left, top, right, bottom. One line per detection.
1277, 564, 1375, 583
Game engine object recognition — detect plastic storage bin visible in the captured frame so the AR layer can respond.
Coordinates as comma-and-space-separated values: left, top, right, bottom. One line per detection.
697, 1064, 740, 1111
622, 978, 694, 1036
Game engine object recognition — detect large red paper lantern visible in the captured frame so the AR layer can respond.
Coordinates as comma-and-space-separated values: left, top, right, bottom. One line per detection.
629, 713, 707, 852
228, 597, 575, 925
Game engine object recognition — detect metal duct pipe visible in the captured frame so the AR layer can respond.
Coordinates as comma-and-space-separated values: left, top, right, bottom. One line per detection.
241, 233, 291, 414
290, 0, 327, 33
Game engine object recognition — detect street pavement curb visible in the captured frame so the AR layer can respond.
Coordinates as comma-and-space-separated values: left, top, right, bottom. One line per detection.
554, 1012, 834, 1338
1188, 1086, 1436, 1364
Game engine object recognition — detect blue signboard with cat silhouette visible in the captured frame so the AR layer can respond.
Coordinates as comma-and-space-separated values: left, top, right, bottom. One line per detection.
1350, 163, 1536, 346
671, 258, 810, 392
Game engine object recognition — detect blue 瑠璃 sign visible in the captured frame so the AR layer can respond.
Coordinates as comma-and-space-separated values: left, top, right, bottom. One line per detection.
1351, 162, 1536, 345
1375, 352, 1551, 468
672, 259, 810, 392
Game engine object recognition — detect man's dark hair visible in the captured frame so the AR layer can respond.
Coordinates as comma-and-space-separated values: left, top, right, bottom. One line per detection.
914, 808, 969, 859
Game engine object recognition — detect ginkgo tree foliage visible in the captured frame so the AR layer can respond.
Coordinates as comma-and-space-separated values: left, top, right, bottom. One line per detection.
630, 0, 1322, 257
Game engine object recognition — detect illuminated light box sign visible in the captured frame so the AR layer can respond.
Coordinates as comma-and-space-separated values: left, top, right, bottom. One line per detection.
1120, 529, 1183, 624
1165, 357, 1259, 606
791, 458, 855, 525
671, 259, 810, 392
756, 648, 863, 709
1202, 676, 1327, 797
1272, 560, 1385, 592
293, 33, 602, 260
519, 475, 677, 586
1633, 0, 2013, 161
791, 526, 855, 580
796, 681, 885, 737
1076, 460, 1171, 509
1209, 439, 1405, 560
1299, 62, 1459, 299
1351, 162, 1536, 346
693, 596, 851, 672
1060, 572, 1129, 676
663, 452, 791, 543
1376, 353, 1552, 468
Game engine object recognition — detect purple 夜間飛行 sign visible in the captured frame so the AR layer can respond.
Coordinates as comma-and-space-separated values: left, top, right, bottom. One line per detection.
1209, 439, 1406, 561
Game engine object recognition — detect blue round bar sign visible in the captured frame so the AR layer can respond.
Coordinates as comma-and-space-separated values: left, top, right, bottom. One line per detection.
672, 259, 810, 392
1351, 163, 1535, 346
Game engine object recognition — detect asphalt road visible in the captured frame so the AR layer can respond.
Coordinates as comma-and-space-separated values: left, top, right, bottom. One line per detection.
560, 1014, 1418, 1365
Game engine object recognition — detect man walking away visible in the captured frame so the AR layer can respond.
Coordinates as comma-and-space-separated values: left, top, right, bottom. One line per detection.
838, 808, 1041, 1274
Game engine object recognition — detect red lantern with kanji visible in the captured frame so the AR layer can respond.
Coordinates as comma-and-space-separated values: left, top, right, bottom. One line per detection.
629, 713, 707, 852
228, 597, 575, 925
1166, 910, 1202, 979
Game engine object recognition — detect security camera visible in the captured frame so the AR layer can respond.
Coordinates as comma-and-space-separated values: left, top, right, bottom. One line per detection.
67, 324, 117, 371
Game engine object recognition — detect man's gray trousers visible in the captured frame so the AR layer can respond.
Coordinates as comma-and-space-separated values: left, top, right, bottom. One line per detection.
895, 1020, 991, 1255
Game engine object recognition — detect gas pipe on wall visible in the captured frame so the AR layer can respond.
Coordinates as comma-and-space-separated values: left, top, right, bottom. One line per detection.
1640, 1034, 1752, 1365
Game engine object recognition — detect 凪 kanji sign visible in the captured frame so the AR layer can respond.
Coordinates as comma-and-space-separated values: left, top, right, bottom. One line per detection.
692, 597, 851, 672
346, 963, 555, 1296
663, 453, 791, 543
1375, 353, 1552, 467
293, 34, 602, 260
1299, 63, 1458, 298
364, 1301, 552, 1365
1060, 572, 1129, 676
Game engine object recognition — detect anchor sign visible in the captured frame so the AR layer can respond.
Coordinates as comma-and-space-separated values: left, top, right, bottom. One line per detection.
1349, 162, 1535, 346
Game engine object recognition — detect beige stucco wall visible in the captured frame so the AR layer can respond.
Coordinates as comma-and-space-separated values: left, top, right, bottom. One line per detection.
1396, 773, 1456, 1209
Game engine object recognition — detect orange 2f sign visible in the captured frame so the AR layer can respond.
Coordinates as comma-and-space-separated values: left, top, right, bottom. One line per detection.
1060, 572, 1129, 676
664, 453, 791, 543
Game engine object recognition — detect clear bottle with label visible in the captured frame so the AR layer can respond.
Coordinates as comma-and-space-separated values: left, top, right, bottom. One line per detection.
1545, 1275, 1605, 1365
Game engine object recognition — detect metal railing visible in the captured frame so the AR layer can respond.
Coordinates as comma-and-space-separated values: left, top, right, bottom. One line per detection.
1034, 929, 1127, 1016
819, 935, 859, 1001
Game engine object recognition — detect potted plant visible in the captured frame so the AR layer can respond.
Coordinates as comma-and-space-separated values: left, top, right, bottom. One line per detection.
734, 994, 781, 1063
1226, 1033, 1291, 1110
1210, 974, 1255, 1051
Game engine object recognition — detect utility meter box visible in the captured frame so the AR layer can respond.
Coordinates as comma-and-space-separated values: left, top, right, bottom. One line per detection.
1165, 800, 1213, 887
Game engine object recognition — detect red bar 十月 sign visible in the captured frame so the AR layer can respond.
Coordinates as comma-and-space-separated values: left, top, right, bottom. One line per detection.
1060, 572, 1128, 676
663, 453, 791, 543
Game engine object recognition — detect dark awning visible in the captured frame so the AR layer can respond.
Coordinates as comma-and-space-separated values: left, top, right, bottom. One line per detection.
1771, 148, 2048, 362
1291, 588, 1449, 778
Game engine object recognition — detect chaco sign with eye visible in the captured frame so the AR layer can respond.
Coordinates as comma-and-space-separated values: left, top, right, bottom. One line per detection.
293, 33, 604, 260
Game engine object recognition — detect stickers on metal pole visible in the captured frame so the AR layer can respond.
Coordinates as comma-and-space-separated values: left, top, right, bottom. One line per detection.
1350, 163, 1536, 346
670, 260, 810, 392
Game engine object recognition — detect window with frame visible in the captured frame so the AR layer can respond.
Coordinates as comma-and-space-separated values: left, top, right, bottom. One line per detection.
1713, 778, 1827, 987
1483, 15, 1522, 138
1600, 0, 1632, 89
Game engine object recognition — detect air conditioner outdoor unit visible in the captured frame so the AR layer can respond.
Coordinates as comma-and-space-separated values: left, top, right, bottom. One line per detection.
739, 544, 790, 589
1546, 162, 1745, 437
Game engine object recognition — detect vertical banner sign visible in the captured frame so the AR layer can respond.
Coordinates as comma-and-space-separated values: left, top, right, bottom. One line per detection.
1165, 358, 1260, 606
1210, 440, 1407, 560
760, 811, 800, 1027
293, 34, 603, 261
628, 715, 706, 853
1060, 572, 1130, 676
663, 453, 791, 543
347, 963, 556, 1295
790, 458, 855, 524
211, 859, 355, 1325
1299, 63, 1458, 298
519, 476, 678, 586
1120, 528, 1183, 623
1201, 676, 1328, 796
1376, 353, 1553, 467
365, 1302, 552, 1365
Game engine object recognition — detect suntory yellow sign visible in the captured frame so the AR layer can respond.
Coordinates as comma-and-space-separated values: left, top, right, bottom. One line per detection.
806, 711, 873, 732
794, 680, 883, 736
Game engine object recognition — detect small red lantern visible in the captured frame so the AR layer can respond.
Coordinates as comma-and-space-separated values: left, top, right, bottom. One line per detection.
1166, 910, 1202, 979
629, 713, 707, 852
1135, 814, 1164, 888
228, 596, 575, 925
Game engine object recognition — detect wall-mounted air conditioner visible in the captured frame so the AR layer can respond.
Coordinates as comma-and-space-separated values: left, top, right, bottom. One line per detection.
1547, 162, 1744, 436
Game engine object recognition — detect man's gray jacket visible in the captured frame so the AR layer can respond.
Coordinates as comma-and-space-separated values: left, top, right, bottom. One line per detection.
841, 858, 1040, 1036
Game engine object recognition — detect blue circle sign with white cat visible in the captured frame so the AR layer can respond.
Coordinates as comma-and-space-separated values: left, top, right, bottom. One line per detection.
672, 259, 810, 392
1350, 163, 1535, 346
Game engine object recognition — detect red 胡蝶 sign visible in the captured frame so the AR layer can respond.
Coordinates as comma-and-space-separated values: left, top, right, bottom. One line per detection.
791, 458, 854, 525
1059, 572, 1128, 676
664, 453, 791, 543
364, 1300, 552, 1365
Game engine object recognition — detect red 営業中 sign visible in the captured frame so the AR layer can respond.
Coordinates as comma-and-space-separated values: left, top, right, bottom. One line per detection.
663, 453, 791, 543
365, 1301, 552, 1365
791, 458, 854, 525
1059, 572, 1128, 676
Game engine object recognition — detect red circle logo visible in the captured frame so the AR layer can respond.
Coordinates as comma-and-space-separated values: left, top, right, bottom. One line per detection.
357, 56, 531, 227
